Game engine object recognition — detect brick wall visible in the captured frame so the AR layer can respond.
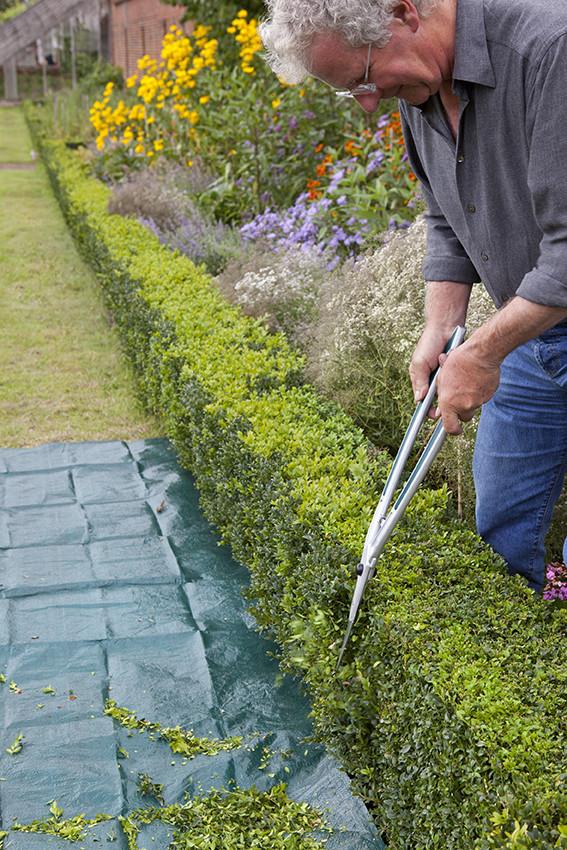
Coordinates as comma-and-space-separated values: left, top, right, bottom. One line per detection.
110, 0, 190, 77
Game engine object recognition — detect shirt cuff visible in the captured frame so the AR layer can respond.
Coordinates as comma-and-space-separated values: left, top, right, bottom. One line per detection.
516, 269, 567, 308
422, 255, 480, 284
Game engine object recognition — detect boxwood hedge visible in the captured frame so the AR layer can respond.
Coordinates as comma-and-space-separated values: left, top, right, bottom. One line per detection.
26, 107, 566, 850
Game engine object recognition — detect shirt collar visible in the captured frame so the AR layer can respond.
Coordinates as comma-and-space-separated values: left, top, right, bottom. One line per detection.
452, 0, 496, 88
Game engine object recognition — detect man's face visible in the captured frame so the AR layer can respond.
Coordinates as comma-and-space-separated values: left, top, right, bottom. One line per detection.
309, 10, 446, 113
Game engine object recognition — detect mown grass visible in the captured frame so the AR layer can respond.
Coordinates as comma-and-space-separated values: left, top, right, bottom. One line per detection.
0, 105, 33, 163
0, 107, 161, 447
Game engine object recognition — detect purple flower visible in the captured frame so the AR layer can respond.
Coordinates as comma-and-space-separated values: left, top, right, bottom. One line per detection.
367, 151, 385, 175
543, 561, 567, 600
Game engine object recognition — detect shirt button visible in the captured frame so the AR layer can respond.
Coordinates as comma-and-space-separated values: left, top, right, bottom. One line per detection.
457, 153, 465, 163
467, 203, 476, 213
481, 251, 489, 262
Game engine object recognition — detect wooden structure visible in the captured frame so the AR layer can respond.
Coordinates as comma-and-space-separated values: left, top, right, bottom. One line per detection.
0, 0, 105, 99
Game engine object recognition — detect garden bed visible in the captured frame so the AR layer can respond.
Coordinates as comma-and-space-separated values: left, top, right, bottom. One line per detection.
25, 108, 567, 850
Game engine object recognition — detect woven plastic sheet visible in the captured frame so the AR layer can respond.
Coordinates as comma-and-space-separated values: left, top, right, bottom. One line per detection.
0, 439, 384, 849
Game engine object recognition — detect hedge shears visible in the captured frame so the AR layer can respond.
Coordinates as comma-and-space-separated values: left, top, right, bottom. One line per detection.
337, 326, 467, 668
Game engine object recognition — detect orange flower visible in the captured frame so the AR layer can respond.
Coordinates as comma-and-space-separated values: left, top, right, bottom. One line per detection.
306, 178, 322, 200
382, 110, 405, 151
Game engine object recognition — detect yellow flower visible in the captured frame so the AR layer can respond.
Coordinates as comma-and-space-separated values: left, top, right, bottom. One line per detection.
271, 98, 281, 109
126, 74, 138, 88
192, 24, 211, 40
129, 104, 146, 122
229, 12, 262, 74
135, 143, 145, 154
153, 139, 164, 151
199, 95, 210, 105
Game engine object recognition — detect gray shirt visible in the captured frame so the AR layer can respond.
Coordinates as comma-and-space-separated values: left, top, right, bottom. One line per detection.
400, 0, 567, 308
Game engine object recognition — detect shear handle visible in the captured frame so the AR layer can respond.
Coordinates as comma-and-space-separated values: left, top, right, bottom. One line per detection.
361, 325, 465, 564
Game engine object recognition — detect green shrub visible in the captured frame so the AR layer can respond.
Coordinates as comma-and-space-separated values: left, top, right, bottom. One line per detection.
26, 105, 567, 850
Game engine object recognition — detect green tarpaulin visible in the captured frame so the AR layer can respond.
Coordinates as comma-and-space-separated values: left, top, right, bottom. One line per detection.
0, 439, 384, 849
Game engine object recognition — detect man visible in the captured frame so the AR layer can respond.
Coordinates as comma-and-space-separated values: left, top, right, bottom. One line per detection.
260, 0, 567, 593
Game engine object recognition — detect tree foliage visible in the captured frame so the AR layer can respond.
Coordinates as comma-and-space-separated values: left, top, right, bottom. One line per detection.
0, 0, 19, 12
162, 0, 266, 27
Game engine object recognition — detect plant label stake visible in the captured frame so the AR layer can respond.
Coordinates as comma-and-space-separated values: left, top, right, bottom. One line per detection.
337, 326, 467, 668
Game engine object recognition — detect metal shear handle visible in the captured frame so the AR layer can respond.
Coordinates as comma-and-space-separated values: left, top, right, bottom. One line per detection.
337, 326, 466, 667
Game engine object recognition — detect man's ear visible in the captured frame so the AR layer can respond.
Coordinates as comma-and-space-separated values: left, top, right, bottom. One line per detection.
392, 0, 420, 33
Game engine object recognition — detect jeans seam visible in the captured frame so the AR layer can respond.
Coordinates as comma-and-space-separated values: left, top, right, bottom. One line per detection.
532, 339, 548, 377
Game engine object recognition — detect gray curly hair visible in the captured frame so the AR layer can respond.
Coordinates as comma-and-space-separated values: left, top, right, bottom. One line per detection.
259, 0, 442, 83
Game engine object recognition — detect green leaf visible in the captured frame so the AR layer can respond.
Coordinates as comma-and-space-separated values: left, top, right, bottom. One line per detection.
5, 733, 24, 755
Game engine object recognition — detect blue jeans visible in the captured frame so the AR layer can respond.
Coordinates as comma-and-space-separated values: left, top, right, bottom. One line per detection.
473, 323, 567, 593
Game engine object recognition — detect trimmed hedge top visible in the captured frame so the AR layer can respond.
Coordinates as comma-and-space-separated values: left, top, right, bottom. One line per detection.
27, 108, 566, 850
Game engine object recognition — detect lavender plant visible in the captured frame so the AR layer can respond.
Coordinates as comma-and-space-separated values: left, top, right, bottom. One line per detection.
143, 211, 244, 275
108, 161, 243, 274
108, 160, 214, 229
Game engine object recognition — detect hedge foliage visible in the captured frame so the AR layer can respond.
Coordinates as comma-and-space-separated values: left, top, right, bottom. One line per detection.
26, 109, 566, 850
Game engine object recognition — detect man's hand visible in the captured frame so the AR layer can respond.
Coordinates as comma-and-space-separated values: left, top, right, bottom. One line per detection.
409, 280, 472, 416
409, 324, 454, 414
410, 327, 498, 434
410, 295, 567, 436
435, 345, 500, 435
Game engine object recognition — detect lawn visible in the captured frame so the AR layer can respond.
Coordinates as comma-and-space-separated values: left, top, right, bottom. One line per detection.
0, 104, 34, 163
0, 106, 161, 447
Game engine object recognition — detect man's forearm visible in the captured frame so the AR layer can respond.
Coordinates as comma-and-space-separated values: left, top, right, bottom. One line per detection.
464, 296, 567, 365
424, 280, 472, 332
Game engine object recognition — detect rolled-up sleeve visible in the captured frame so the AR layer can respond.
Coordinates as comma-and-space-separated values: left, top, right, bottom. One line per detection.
516, 34, 567, 307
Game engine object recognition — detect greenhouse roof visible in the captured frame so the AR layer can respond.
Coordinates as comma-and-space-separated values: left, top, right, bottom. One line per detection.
0, 0, 89, 65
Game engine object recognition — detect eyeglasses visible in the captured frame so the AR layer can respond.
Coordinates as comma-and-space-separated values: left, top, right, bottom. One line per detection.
335, 44, 377, 98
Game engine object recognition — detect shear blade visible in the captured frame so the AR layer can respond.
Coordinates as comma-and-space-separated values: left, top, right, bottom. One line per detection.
336, 619, 355, 668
